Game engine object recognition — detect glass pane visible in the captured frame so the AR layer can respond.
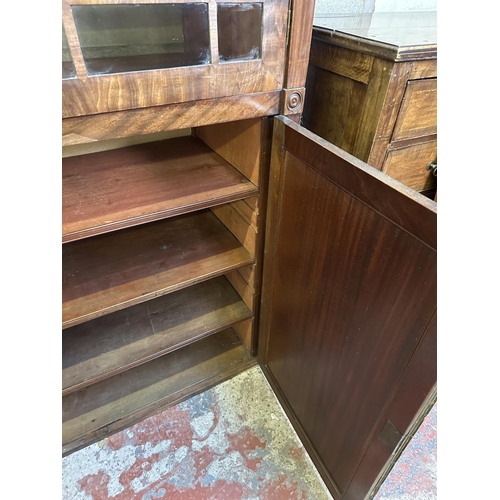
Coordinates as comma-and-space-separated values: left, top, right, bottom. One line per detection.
71, 4, 211, 75
218, 3, 262, 62
62, 24, 77, 79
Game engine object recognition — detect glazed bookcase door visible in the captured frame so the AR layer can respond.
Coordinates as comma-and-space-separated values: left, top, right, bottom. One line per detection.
62, 0, 289, 118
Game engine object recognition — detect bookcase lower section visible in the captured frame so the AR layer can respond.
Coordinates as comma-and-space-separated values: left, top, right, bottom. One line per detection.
63, 327, 256, 456
62, 117, 271, 457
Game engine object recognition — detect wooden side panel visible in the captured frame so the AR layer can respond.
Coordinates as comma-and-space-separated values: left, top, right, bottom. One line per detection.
232, 318, 254, 355
260, 117, 437, 499
196, 118, 262, 186
351, 57, 393, 161
63, 328, 256, 456
238, 263, 259, 291
210, 204, 257, 257
199, 116, 274, 355
308, 38, 373, 84
303, 41, 393, 164
226, 270, 256, 311
302, 66, 368, 154
386, 313, 437, 434
282, 124, 437, 248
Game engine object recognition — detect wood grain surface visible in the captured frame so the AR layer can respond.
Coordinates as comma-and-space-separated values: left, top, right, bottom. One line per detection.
283, 120, 437, 249
392, 78, 437, 141
284, 0, 315, 89
196, 118, 263, 186
409, 58, 437, 79
197, 116, 274, 354
260, 117, 436, 498
343, 313, 437, 500
62, 328, 256, 455
303, 66, 368, 155
303, 40, 394, 164
63, 136, 258, 243
62, 210, 254, 329
62, 0, 288, 117
62, 92, 281, 146
63, 276, 252, 395
210, 204, 257, 257
366, 61, 413, 169
383, 139, 437, 192
308, 38, 373, 84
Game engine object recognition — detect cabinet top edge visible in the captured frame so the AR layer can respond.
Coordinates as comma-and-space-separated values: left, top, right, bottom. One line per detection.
278, 115, 437, 215
312, 11, 437, 62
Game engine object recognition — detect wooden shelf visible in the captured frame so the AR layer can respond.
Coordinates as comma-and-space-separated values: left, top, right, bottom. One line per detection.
62, 210, 254, 329
63, 276, 252, 395
62, 136, 258, 243
62, 328, 256, 456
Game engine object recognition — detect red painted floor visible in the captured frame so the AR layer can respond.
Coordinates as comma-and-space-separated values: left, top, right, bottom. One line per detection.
63, 366, 333, 500
62, 366, 437, 499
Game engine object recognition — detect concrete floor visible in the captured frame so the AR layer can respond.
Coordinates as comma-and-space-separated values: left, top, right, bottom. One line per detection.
63, 366, 333, 499
62, 366, 437, 499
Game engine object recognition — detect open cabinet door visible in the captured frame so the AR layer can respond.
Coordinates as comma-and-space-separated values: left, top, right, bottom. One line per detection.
259, 116, 437, 500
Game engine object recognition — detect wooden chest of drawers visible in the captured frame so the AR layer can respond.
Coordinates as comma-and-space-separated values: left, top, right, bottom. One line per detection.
302, 14, 437, 197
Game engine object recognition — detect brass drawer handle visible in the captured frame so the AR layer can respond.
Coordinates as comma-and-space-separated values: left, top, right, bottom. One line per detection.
427, 161, 437, 177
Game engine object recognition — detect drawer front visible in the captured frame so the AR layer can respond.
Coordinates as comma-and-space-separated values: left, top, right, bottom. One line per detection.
392, 78, 437, 141
383, 139, 437, 192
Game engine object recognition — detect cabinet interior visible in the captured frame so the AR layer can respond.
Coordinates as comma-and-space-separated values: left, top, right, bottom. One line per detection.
62, 117, 272, 456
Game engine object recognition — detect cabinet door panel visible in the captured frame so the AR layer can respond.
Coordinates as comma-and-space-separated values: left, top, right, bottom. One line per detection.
260, 116, 437, 499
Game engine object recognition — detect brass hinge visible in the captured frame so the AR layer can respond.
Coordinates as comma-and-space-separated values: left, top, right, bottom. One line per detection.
286, 9, 292, 46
